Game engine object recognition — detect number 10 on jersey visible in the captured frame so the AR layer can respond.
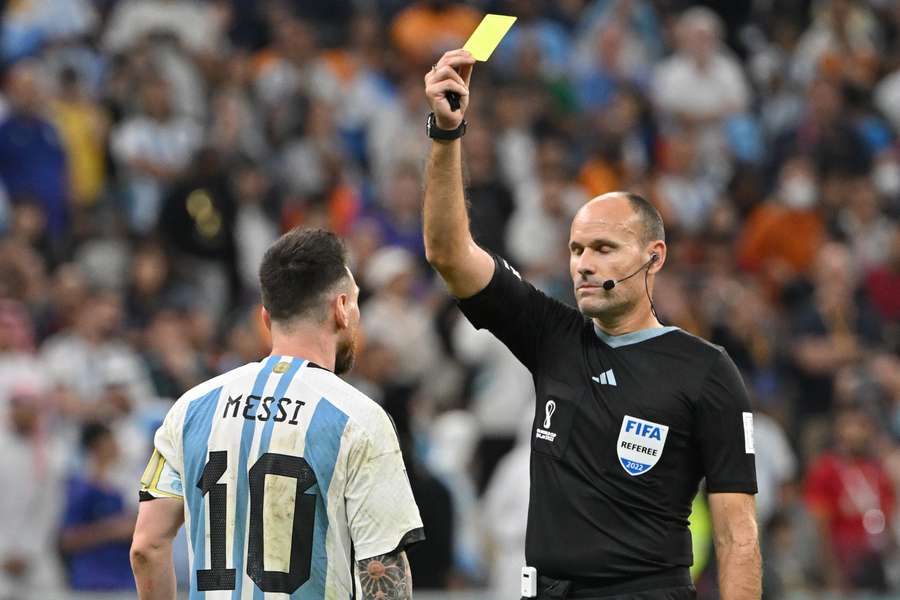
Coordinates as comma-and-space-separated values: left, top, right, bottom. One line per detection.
197, 451, 317, 593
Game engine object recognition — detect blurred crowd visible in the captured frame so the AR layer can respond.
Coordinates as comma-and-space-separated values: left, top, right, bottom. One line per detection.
1, 0, 900, 598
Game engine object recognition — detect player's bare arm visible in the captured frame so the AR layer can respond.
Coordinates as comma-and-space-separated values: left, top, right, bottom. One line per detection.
709, 492, 761, 600
423, 49, 495, 299
131, 497, 183, 600
357, 550, 412, 600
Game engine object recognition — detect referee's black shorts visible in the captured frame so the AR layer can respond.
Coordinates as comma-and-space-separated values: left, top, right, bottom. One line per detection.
530, 567, 696, 600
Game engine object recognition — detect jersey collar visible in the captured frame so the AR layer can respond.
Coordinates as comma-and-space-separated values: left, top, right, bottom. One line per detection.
593, 324, 680, 348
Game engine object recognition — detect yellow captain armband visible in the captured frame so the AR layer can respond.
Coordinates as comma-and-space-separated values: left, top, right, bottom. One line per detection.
140, 448, 185, 499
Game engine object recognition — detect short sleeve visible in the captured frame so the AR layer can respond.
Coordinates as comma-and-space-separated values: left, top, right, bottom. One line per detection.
140, 403, 186, 501
694, 350, 758, 494
345, 412, 424, 560
456, 253, 580, 371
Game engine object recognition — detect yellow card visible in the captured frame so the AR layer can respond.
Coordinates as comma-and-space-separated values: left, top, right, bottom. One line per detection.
463, 14, 517, 61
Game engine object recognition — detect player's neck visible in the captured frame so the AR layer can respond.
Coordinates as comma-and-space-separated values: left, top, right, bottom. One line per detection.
593, 309, 661, 337
269, 324, 337, 371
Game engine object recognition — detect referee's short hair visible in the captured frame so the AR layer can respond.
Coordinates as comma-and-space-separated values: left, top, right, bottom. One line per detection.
259, 227, 350, 324
623, 192, 665, 244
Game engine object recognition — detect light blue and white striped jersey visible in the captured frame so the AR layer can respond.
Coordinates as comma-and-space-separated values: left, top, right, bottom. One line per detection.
140, 356, 424, 599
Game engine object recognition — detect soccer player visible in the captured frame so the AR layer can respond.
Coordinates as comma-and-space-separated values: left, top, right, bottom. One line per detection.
130, 228, 424, 599
423, 50, 760, 599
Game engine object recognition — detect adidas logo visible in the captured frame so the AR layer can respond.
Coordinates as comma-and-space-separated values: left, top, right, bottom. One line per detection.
592, 369, 617, 386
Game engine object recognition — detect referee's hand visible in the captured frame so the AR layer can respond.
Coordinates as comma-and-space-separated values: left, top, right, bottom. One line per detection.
424, 49, 475, 130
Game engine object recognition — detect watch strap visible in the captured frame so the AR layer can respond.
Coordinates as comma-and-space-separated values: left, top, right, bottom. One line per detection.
426, 112, 466, 140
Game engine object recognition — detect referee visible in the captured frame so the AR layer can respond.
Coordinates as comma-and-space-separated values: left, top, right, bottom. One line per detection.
422, 50, 760, 600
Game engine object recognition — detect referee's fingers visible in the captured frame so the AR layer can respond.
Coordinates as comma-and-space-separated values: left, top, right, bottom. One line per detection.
435, 48, 474, 64
435, 51, 475, 73
425, 80, 468, 105
426, 66, 465, 88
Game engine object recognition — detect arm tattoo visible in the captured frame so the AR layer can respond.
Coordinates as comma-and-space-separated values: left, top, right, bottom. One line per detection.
357, 551, 412, 600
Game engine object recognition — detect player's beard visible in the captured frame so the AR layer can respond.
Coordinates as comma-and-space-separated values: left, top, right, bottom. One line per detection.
334, 327, 358, 375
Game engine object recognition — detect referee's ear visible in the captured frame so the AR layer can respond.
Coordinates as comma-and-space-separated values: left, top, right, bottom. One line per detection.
647, 242, 666, 274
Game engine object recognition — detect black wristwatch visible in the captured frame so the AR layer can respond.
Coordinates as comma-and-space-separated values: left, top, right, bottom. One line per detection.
426, 112, 466, 140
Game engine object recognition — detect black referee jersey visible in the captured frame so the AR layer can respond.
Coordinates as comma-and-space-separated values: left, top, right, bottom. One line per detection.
457, 254, 757, 581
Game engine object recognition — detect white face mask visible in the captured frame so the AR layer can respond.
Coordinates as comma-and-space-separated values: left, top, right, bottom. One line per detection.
874, 161, 900, 197
780, 176, 817, 209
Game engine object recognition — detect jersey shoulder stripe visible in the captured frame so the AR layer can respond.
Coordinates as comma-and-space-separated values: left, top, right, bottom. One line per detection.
298, 396, 350, 599
301, 367, 391, 440
182, 384, 225, 592
229, 355, 280, 600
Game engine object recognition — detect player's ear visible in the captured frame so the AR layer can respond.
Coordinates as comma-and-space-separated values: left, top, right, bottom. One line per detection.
334, 292, 351, 331
260, 305, 272, 332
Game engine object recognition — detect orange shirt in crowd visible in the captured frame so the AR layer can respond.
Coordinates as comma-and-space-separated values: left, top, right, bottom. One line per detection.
737, 202, 825, 277
390, 3, 481, 66
578, 158, 622, 198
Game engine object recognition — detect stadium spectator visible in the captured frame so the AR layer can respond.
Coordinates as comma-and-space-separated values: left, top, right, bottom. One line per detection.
737, 155, 826, 287
0, 61, 68, 238
652, 132, 722, 234
102, 0, 224, 55
452, 312, 534, 492
481, 413, 532, 600
864, 222, 900, 327
789, 242, 883, 427
572, 20, 650, 113
59, 422, 135, 591
361, 246, 444, 386
804, 403, 895, 592
792, 0, 881, 87
51, 67, 107, 210
652, 8, 750, 155
0, 388, 64, 597
462, 124, 516, 258
390, 0, 480, 67
492, 0, 572, 77
41, 287, 154, 417
110, 75, 202, 233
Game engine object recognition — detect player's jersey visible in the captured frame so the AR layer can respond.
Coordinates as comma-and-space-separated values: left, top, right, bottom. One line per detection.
140, 356, 424, 599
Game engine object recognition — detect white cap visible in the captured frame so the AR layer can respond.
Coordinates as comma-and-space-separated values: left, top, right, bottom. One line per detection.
365, 246, 415, 291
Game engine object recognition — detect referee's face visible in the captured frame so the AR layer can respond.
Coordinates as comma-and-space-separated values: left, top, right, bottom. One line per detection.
569, 195, 648, 318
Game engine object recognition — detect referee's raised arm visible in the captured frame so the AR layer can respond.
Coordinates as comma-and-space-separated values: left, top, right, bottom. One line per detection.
422, 49, 495, 299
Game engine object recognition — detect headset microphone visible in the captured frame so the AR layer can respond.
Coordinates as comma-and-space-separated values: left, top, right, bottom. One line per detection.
601, 254, 659, 291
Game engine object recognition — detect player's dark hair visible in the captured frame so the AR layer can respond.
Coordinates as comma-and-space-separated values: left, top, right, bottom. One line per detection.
81, 421, 111, 451
623, 192, 665, 244
259, 227, 350, 323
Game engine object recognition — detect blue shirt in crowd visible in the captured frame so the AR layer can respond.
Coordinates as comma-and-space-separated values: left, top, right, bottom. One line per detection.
62, 477, 134, 591
0, 114, 68, 236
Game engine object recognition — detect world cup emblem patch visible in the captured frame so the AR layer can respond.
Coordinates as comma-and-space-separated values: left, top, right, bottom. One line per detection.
616, 415, 669, 476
